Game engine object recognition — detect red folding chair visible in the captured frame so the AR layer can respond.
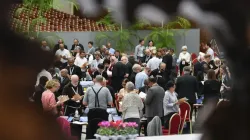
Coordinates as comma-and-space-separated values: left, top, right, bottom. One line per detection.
179, 102, 192, 133
179, 110, 187, 134
162, 113, 181, 135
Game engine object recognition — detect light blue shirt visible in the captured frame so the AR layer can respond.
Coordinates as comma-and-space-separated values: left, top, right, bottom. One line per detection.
108, 48, 115, 55
163, 90, 179, 116
135, 71, 148, 89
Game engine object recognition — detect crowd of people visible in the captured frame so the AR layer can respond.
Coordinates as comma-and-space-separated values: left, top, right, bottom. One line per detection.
32, 38, 232, 136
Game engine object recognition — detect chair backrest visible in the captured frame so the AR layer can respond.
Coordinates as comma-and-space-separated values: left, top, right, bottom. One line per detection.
179, 110, 187, 134
179, 102, 191, 121
191, 53, 197, 61
86, 118, 103, 139
168, 113, 181, 135
56, 117, 78, 140
147, 116, 162, 136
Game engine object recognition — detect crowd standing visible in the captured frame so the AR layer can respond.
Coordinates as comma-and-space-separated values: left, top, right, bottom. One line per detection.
33, 38, 232, 135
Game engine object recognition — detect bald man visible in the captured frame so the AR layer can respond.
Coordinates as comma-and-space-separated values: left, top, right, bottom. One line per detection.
55, 69, 70, 95
121, 56, 132, 78
143, 49, 152, 63
53, 39, 68, 54
62, 74, 84, 116
66, 57, 82, 79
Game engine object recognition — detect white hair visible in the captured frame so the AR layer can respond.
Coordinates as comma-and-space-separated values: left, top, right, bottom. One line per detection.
126, 82, 135, 92
132, 64, 141, 72
182, 45, 188, 50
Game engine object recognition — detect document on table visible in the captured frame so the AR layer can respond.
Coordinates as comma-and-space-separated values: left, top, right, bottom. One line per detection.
72, 121, 88, 125
80, 116, 88, 122
139, 92, 147, 99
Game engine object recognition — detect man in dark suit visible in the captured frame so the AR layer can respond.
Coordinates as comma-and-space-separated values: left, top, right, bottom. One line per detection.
71, 39, 84, 56
111, 56, 127, 93
162, 49, 173, 73
145, 77, 165, 123
54, 69, 70, 95
62, 75, 84, 116
66, 58, 82, 79
53, 39, 68, 54
33, 76, 48, 110
150, 62, 168, 90
175, 66, 198, 117
143, 49, 152, 63
121, 56, 132, 79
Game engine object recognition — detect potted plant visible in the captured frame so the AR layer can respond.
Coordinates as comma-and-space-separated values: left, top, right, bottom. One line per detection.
95, 121, 138, 140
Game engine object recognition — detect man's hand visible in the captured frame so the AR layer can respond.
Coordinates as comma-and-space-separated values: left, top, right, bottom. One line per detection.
124, 74, 129, 78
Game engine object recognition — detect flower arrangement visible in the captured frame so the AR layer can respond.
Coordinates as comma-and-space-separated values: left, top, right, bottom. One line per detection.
95, 121, 138, 140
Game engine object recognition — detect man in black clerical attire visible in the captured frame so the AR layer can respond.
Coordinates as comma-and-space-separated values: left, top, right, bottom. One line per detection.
162, 49, 173, 73
111, 56, 127, 92
71, 39, 84, 57
150, 62, 168, 90
54, 69, 70, 95
62, 75, 84, 116
66, 58, 82, 79
201, 54, 211, 74
53, 39, 68, 54
33, 76, 48, 110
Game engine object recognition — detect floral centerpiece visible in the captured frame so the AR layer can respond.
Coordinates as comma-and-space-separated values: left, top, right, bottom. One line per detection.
94, 120, 138, 140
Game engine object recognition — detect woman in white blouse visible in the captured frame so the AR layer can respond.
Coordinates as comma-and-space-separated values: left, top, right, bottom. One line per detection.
177, 45, 191, 76
121, 82, 144, 132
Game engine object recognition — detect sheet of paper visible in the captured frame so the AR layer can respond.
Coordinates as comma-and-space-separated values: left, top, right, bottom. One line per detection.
80, 117, 88, 122
107, 70, 112, 76
73, 94, 82, 101
72, 121, 88, 125
113, 116, 122, 121
139, 92, 147, 99
57, 95, 69, 103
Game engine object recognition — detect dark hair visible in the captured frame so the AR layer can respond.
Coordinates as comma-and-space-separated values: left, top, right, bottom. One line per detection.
139, 39, 144, 43
197, 71, 204, 81
166, 81, 175, 90
122, 78, 129, 83
48, 68, 55, 76
80, 50, 85, 54
115, 50, 120, 53
169, 48, 174, 52
148, 40, 154, 45
88, 41, 93, 45
103, 59, 110, 65
97, 63, 104, 69
39, 76, 48, 86
206, 42, 211, 47
207, 69, 216, 80
148, 77, 157, 83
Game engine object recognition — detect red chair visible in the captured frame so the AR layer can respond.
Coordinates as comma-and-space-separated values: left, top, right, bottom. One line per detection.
179, 110, 187, 134
162, 113, 181, 135
56, 117, 78, 140
191, 53, 197, 61
192, 58, 198, 65
179, 102, 192, 133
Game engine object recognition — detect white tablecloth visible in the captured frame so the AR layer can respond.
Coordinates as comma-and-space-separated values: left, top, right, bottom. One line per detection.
136, 134, 201, 140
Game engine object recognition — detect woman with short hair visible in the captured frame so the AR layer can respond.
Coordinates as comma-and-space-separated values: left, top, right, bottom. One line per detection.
41, 79, 62, 116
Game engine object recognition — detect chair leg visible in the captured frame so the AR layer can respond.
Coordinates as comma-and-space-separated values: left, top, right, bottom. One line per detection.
189, 121, 193, 134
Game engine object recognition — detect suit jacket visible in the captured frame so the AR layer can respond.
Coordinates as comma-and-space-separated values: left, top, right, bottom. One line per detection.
71, 43, 84, 56
194, 61, 203, 77
54, 76, 70, 95
150, 69, 167, 90
66, 65, 82, 79
111, 62, 126, 92
53, 44, 68, 54
143, 55, 152, 63
162, 54, 173, 72
33, 84, 46, 110
175, 74, 198, 103
202, 79, 221, 103
145, 84, 165, 117
125, 62, 133, 77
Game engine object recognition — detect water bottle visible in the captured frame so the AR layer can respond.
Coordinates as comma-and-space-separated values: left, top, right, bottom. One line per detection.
108, 114, 113, 122
74, 109, 80, 121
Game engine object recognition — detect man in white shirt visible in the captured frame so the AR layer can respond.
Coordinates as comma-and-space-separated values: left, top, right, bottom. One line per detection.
147, 51, 161, 71
55, 44, 71, 68
91, 51, 104, 71
74, 51, 88, 71
205, 42, 214, 60
177, 45, 191, 76
134, 39, 145, 62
